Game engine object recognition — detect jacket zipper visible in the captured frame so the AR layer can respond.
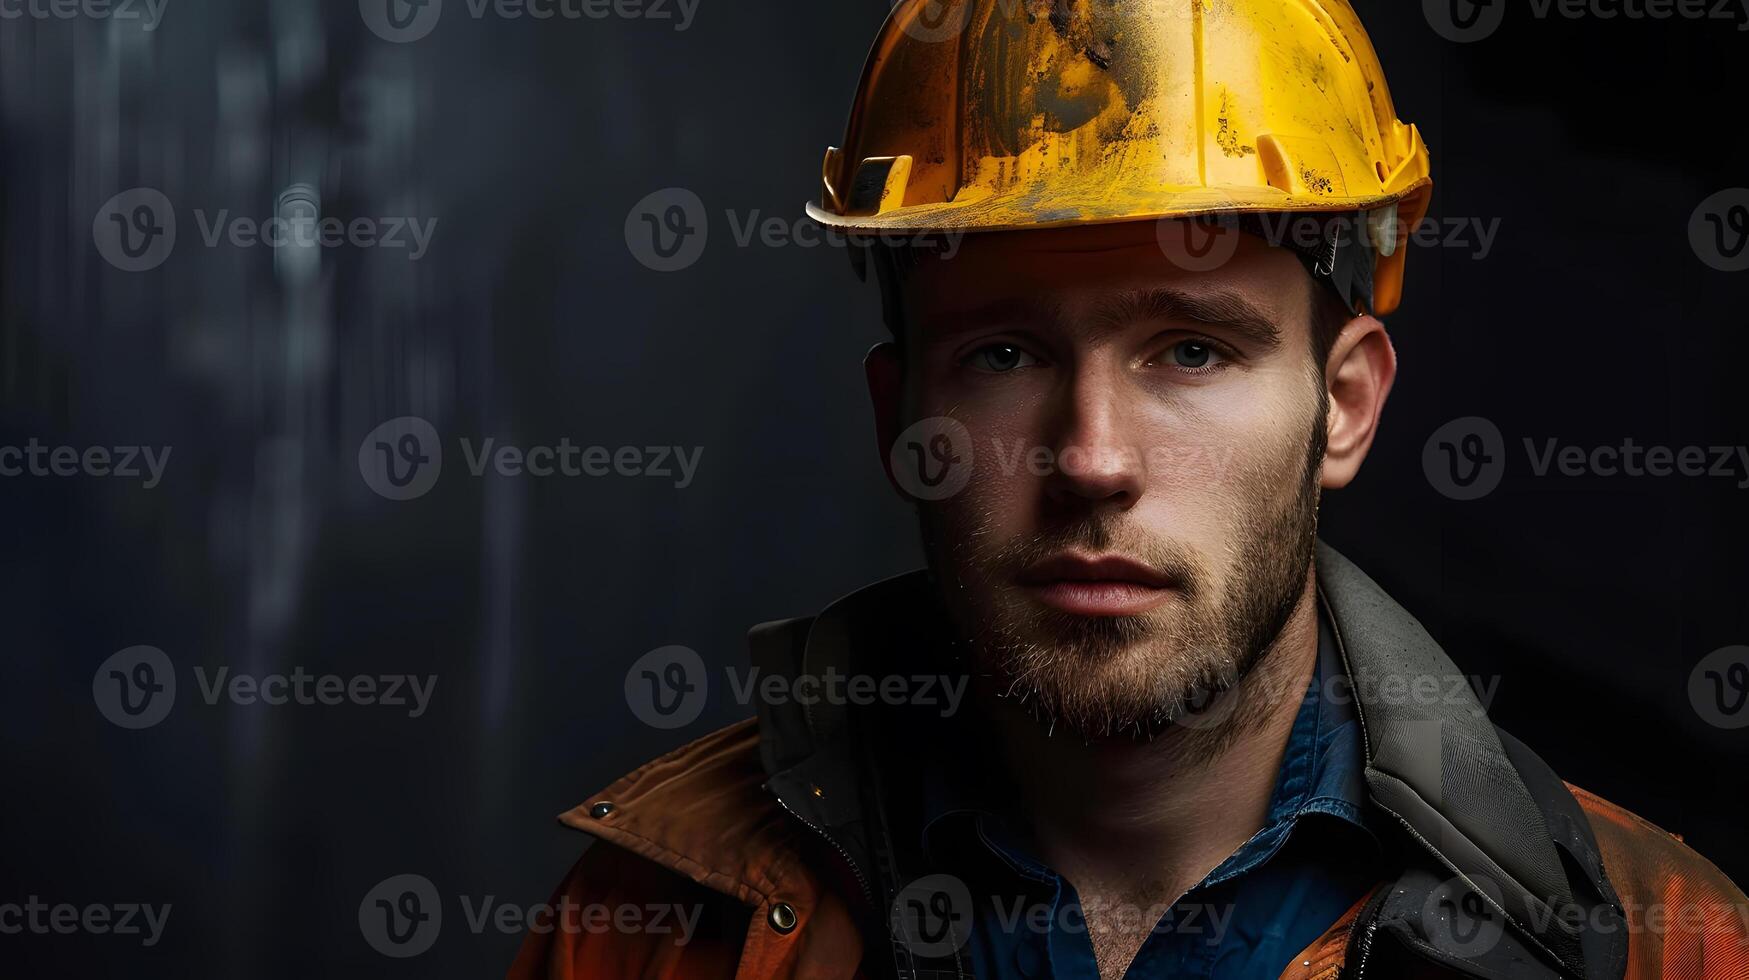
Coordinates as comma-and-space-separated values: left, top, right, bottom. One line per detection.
775, 795, 877, 909
1347, 916, 1379, 980
1339, 886, 1389, 980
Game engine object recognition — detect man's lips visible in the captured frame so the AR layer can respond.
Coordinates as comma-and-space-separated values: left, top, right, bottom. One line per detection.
1015, 553, 1178, 616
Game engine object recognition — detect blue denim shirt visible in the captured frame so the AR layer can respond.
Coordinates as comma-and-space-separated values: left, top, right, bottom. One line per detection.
917, 612, 1379, 979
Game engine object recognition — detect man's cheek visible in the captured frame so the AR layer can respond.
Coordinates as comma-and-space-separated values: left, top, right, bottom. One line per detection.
1142, 438, 1241, 492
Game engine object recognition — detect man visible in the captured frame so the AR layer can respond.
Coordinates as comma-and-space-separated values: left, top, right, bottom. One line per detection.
512, 1, 1749, 978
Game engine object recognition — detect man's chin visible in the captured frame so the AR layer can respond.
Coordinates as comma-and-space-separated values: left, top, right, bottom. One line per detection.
969, 613, 1239, 737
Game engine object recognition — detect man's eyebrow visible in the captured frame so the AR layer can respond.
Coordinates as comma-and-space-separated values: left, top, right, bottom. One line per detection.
918, 294, 1061, 338
1090, 287, 1286, 352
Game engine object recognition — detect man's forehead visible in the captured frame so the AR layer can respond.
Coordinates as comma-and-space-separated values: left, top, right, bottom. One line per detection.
901, 226, 1311, 342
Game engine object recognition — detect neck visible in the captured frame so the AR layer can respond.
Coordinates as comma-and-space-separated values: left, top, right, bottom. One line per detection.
979, 567, 1322, 901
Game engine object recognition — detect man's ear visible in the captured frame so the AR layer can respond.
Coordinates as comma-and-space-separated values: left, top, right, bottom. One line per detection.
1321, 315, 1397, 490
864, 342, 906, 495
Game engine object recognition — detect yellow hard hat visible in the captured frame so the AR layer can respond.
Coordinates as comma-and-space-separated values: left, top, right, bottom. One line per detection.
807, 0, 1433, 315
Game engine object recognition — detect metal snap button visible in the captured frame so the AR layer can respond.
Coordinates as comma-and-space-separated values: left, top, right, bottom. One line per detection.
768, 902, 798, 934
589, 801, 615, 819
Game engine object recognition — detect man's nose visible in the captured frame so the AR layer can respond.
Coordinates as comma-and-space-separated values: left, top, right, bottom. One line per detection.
1042, 371, 1145, 510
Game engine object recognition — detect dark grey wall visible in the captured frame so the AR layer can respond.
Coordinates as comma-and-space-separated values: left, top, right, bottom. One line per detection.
2, 0, 1746, 975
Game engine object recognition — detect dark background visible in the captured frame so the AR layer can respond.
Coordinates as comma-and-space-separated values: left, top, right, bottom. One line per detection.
3, 0, 1747, 975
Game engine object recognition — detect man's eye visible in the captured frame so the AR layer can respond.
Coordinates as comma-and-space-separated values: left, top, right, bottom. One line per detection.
1169, 340, 1219, 369
963, 344, 1038, 373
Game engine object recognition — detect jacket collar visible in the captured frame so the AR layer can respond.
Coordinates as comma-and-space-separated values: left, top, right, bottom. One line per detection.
1314, 542, 1625, 979
567, 543, 1627, 980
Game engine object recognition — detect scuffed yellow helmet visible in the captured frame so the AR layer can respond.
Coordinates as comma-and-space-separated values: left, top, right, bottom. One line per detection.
808, 0, 1433, 314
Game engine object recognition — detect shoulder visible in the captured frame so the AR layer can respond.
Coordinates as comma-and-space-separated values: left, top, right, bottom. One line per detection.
1566, 783, 1749, 974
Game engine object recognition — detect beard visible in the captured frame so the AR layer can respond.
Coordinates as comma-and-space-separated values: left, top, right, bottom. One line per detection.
921, 417, 1325, 743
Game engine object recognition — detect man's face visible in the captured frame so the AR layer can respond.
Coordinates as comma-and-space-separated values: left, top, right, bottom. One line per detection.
888, 222, 1332, 740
